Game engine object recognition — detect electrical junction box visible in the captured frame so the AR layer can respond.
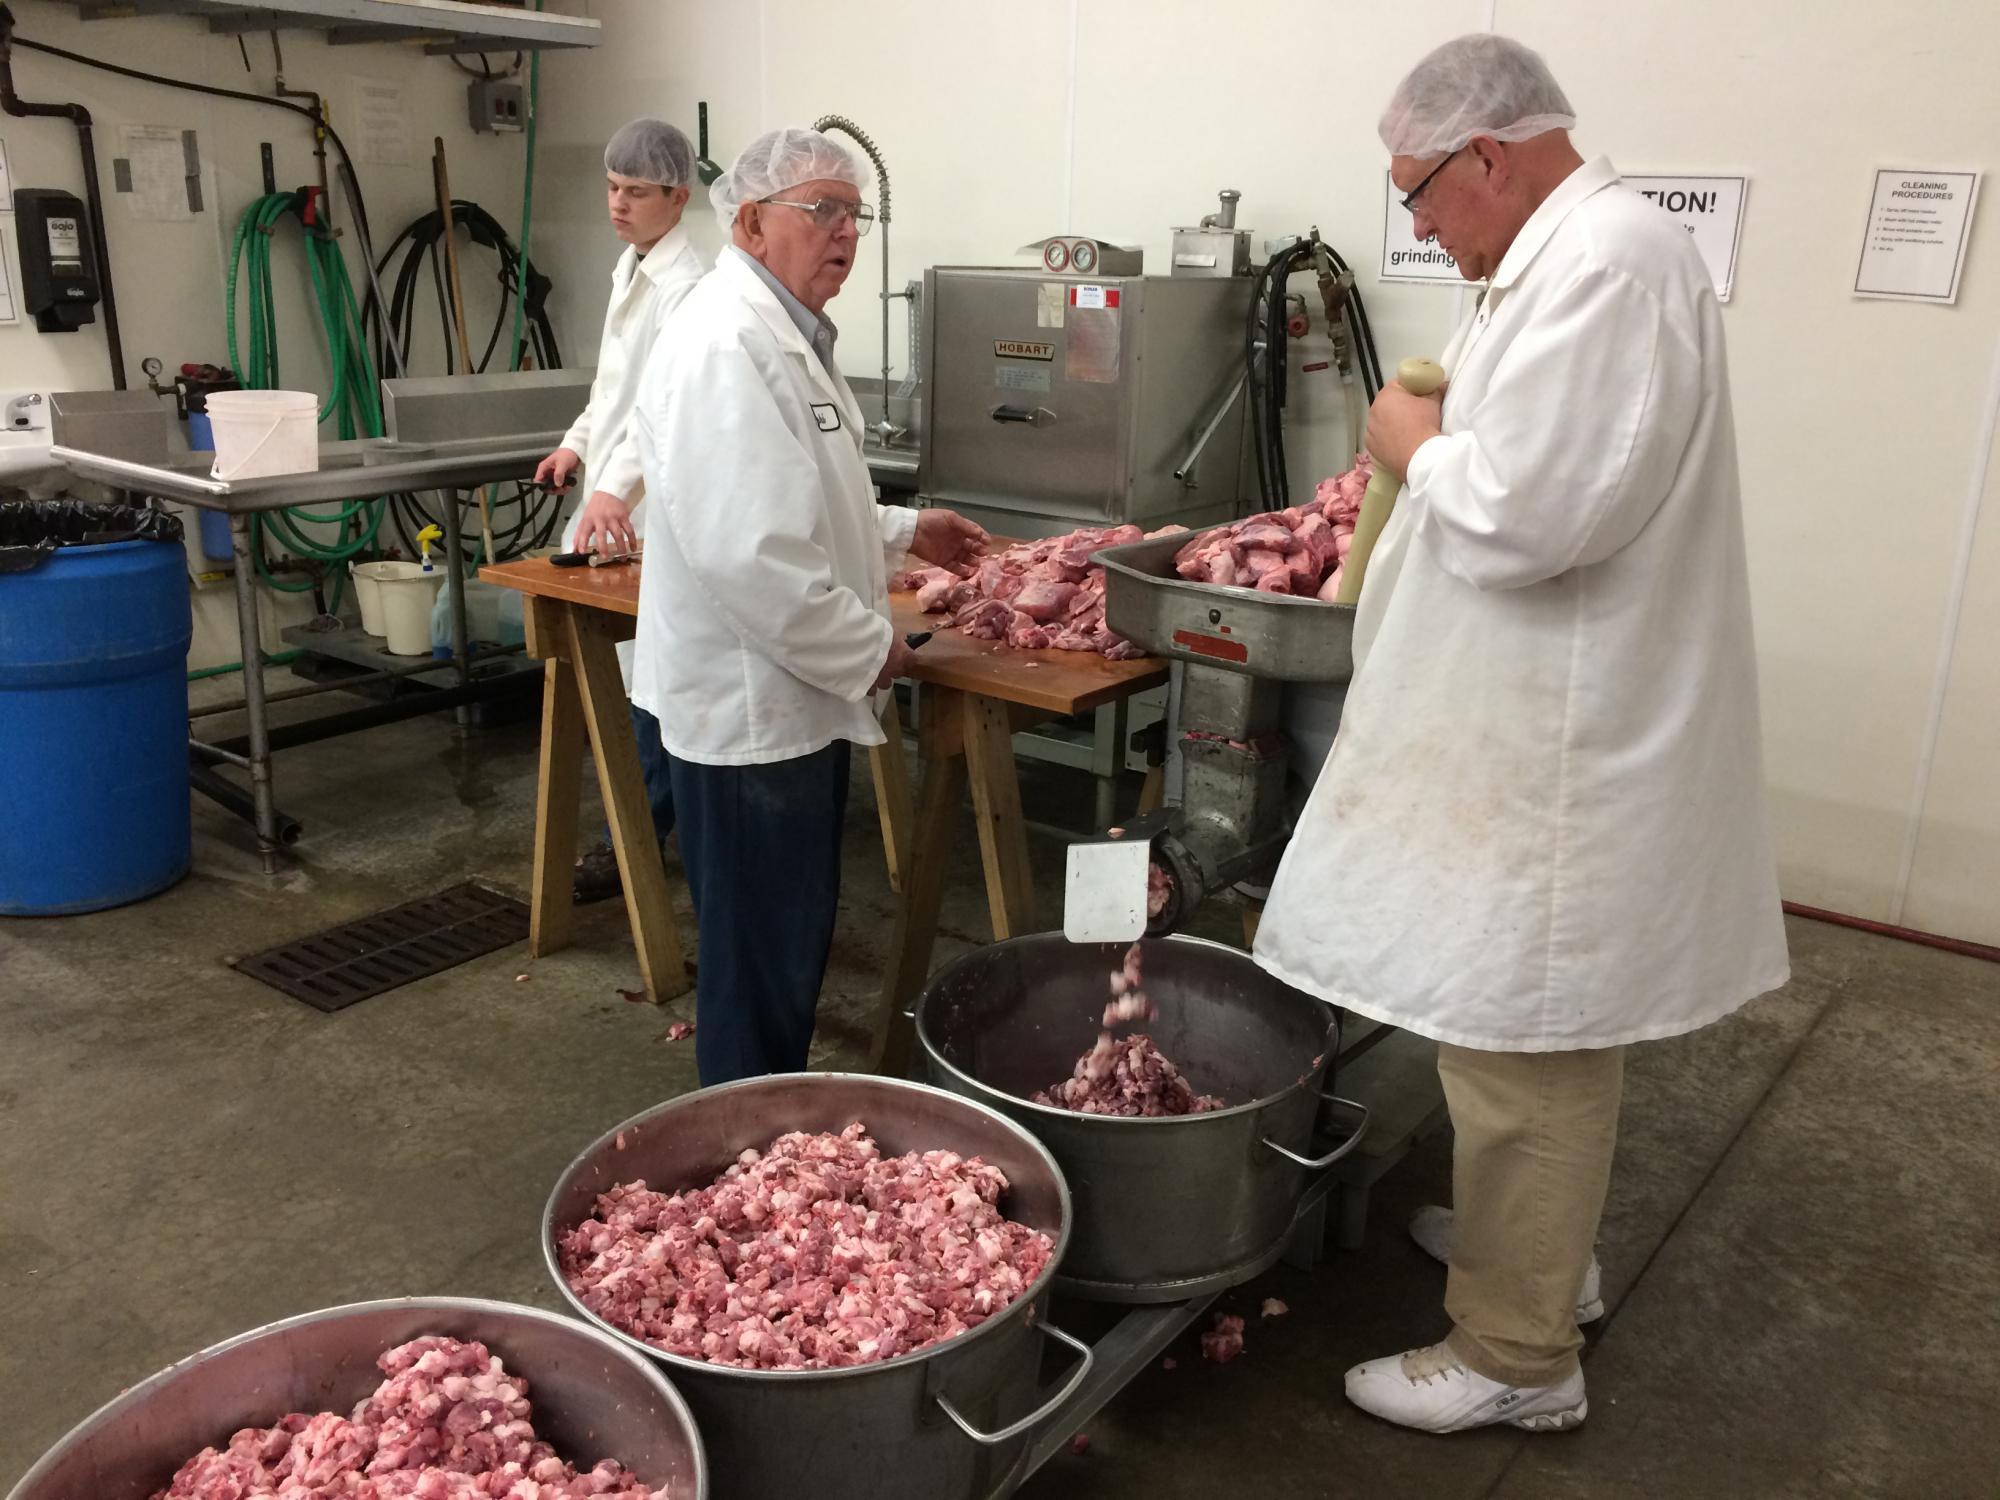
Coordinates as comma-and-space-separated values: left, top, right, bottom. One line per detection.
468, 77, 525, 133
13, 189, 99, 333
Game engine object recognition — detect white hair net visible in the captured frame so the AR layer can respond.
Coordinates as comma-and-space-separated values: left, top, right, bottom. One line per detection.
710, 127, 871, 231
604, 118, 695, 188
1379, 34, 1576, 160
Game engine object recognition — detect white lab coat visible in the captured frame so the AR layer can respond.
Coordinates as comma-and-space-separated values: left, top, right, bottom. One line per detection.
558, 225, 707, 522
555, 226, 705, 685
629, 250, 918, 766
1253, 158, 1789, 1051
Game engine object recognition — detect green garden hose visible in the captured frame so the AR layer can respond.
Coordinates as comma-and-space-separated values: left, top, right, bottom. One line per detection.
225, 190, 389, 608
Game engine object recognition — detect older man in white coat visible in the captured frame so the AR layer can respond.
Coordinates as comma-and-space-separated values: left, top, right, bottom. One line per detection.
630, 129, 985, 1085
1252, 35, 1789, 1433
533, 118, 706, 905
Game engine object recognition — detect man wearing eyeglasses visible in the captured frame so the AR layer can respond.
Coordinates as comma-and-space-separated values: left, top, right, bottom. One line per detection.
1253, 35, 1786, 1433
629, 127, 986, 1087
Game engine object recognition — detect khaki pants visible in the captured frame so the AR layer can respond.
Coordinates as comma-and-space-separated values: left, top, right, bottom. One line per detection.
1437, 1040, 1626, 1386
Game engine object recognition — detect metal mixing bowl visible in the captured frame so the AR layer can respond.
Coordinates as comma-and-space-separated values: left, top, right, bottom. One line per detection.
7, 1296, 707, 1500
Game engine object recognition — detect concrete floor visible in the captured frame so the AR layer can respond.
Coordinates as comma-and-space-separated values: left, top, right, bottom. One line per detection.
3, 675, 1997, 1498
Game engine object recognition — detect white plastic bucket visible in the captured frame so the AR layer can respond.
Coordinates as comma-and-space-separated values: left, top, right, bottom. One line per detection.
349, 561, 392, 636
369, 562, 441, 655
204, 389, 319, 482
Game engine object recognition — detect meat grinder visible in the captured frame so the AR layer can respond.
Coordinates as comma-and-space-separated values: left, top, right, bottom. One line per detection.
1090, 529, 1358, 932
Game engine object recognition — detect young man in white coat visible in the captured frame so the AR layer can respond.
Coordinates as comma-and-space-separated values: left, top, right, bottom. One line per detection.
629, 128, 985, 1086
533, 118, 706, 904
1252, 35, 1789, 1433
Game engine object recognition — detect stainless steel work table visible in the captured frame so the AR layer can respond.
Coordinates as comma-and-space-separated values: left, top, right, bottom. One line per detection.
51, 436, 558, 870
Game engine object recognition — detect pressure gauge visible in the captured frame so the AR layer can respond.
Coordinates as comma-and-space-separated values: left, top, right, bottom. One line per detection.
1070, 239, 1098, 274
1043, 239, 1071, 273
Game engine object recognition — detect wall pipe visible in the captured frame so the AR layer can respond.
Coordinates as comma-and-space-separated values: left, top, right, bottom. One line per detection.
1783, 901, 2000, 966
811, 113, 899, 442
0, 3, 126, 389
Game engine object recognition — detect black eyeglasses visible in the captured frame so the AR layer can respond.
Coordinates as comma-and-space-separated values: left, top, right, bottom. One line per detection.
1398, 147, 1464, 215
758, 196, 877, 236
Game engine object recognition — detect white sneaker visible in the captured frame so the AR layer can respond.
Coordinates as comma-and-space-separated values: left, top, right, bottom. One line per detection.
1344, 1342, 1587, 1434
1409, 1205, 1605, 1323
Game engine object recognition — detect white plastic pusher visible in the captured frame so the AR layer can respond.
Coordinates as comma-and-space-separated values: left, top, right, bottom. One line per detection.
1334, 355, 1446, 606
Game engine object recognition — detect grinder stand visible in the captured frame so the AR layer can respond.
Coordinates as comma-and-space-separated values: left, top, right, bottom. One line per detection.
1093, 527, 1358, 934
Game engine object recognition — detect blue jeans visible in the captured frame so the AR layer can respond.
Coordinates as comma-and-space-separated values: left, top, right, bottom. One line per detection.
625, 705, 675, 846
667, 741, 851, 1085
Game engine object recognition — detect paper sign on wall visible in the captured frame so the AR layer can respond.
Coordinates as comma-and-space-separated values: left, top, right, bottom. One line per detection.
350, 77, 412, 167
1379, 171, 1462, 285
1854, 169, 1980, 304
0, 136, 12, 211
1625, 175, 1747, 302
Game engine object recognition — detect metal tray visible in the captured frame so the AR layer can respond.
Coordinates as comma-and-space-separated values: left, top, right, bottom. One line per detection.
1095, 530, 1357, 683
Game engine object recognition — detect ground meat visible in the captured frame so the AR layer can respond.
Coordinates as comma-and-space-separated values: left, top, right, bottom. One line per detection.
1174, 455, 1372, 600
557, 1123, 1054, 1371
899, 524, 1186, 659
1033, 1033, 1227, 1117
1261, 1298, 1290, 1319
1146, 862, 1173, 922
1201, 1313, 1246, 1364
151, 1337, 665, 1500
1101, 941, 1156, 1027
1033, 944, 1226, 1116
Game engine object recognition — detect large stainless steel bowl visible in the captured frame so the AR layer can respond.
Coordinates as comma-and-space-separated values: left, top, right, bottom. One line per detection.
543, 1072, 1087, 1500
917, 933, 1364, 1302
6, 1297, 707, 1500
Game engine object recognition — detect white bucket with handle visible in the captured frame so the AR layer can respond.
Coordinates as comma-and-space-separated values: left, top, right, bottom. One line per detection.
204, 389, 319, 481
367, 562, 441, 655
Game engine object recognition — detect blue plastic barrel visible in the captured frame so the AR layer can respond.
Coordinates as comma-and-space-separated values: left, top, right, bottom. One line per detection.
0, 535, 193, 914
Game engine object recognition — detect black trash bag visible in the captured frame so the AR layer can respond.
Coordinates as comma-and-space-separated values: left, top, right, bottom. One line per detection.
0, 499, 185, 574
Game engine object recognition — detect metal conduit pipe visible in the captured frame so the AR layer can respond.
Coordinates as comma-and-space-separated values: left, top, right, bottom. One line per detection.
811, 114, 899, 442
1782, 902, 2000, 966
0, 3, 126, 389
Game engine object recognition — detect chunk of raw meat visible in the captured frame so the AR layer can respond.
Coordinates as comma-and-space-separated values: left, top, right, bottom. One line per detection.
558, 1123, 1054, 1371
1033, 1034, 1226, 1117
1201, 1313, 1246, 1364
1146, 862, 1174, 921
1175, 454, 1374, 599
1261, 1298, 1289, 1319
1102, 940, 1157, 1026
150, 1337, 666, 1500
906, 523, 1159, 659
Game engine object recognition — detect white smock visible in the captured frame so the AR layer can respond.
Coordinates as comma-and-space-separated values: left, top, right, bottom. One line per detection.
1253, 157, 1789, 1051
629, 251, 917, 766
555, 225, 705, 685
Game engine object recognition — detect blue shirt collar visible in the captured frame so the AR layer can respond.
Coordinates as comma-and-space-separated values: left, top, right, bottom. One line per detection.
729, 246, 838, 370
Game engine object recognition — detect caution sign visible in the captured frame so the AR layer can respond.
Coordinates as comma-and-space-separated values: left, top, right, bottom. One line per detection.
1625, 175, 1749, 303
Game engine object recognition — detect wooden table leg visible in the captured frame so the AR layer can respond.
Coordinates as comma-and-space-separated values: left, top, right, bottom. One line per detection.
871, 689, 971, 1076
529, 653, 586, 957
524, 596, 582, 958
963, 692, 1037, 940
565, 607, 690, 1002
870, 691, 915, 896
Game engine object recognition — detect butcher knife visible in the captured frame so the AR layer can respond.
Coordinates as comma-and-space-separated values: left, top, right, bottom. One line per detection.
1334, 355, 1446, 605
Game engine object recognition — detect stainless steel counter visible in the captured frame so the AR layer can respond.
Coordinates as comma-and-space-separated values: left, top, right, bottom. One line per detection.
47, 435, 558, 515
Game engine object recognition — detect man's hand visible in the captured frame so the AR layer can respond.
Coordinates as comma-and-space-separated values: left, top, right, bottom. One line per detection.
535, 446, 583, 490
911, 508, 989, 569
571, 490, 638, 558
873, 635, 923, 692
1364, 380, 1447, 484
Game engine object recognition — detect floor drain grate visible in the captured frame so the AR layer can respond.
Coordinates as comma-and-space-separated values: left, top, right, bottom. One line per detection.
231, 881, 530, 1012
